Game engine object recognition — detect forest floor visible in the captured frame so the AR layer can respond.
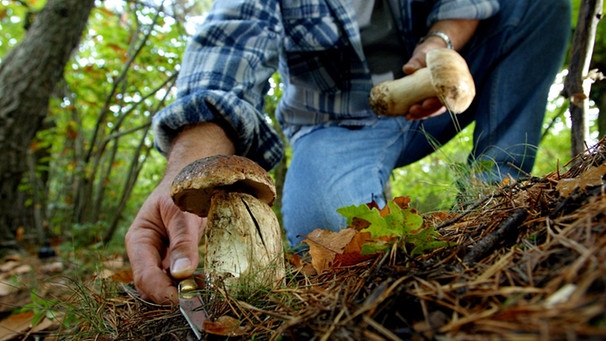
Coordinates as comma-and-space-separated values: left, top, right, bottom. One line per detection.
2, 139, 606, 340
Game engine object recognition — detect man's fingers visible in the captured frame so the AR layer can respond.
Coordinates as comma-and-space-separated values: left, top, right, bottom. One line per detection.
406, 98, 446, 120
166, 210, 203, 279
125, 226, 178, 304
421, 98, 445, 112
134, 265, 178, 304
402, 59, 423, 75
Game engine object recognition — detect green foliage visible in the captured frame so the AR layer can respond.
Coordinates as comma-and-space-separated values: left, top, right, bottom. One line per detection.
17, 276, 122, 337
0, 0, 212, 247
338, 201, 422, 238
41, 3, 185, 243
390, 127, 471, 212
0, 0, 47, 58
19, 289, 76, 328
337, 200, 447, 256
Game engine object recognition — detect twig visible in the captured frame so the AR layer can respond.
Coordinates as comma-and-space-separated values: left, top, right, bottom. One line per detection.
463, 208, 528, 265
437, 195, 492, 231
362, 315, 403, 341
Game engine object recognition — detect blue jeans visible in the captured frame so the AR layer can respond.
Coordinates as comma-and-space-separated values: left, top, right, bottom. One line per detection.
282, 0, 571, 246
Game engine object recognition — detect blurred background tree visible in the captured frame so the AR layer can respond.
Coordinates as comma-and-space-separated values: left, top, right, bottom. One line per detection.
0, 0, 95, 253
0, 0, 212, 254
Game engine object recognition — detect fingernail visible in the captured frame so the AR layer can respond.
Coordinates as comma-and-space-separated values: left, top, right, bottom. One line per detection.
171, 258, 192, 277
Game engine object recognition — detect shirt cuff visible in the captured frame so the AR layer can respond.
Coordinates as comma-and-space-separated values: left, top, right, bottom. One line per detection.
152, 90, 284, 170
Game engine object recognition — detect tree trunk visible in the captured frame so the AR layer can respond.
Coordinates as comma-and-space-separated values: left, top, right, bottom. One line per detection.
564, 0, 603, 157
0, 0, 96, 253
598, 89, 606, 138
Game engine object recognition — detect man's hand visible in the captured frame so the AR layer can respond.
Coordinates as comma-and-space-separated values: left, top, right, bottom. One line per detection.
125, 177, 203, 304
401, 36, 448, 120
125, 122, 235, 304
401, 19, 479, 120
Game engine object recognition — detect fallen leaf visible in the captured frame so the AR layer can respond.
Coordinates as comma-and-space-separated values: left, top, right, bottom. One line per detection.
391, 196, 412, 210
40, 261, 64, 274
204, 315, 248, 336
556, 164, 606, 197
428, 211, 451, 221
556, 178, 578, 197
305, 196, 429, 273
0, 282, 18, 297
334, 231, 375, 265
110, 269, 134, 283
13, 265, 32, 275
0, 261, 19, 273
103, 255, 125, 269
305, 228, 356, 254
0, 312, 57, 341
303, 228, 357, 273
286, 253, 303, 270
95, 269, 115, 280
0, 312, 33, 341
300, 263, 317, 276
350, 217, 371, 231
303, 228, 377, 273
30, 316, 57, 334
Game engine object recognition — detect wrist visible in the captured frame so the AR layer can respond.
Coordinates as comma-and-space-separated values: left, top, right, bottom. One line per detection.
418, 31, 454, 50
167, 122, 236, 174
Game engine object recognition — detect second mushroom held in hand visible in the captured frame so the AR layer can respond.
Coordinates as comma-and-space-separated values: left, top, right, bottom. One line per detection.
170, 155, 285, 290
369, 48, 475, 117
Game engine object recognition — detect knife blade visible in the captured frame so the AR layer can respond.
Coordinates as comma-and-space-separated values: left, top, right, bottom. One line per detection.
178, 276, 208, 340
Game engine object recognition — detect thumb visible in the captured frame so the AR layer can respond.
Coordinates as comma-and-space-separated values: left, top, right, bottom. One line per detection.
167, 212, 203, 279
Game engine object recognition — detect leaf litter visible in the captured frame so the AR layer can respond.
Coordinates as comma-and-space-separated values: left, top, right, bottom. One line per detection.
5, 138, 606, 340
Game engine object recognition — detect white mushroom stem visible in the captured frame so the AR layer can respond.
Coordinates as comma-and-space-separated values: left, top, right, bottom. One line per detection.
204, 190, 285, 289
369, 48, 475, 117
369, 68, 435, 116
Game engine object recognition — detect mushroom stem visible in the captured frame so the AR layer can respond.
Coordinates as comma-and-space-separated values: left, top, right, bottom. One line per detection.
204, 190, 285, 289
369, 68, 434, 116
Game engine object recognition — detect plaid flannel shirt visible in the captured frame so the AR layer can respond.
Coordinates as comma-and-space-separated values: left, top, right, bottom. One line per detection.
152, 0, 499, 170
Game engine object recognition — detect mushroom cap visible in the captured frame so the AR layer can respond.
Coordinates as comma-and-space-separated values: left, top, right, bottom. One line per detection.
426, 48, 476, 114
171, 155, 276, 217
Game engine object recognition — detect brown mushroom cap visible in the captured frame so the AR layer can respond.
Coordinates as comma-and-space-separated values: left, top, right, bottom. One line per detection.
426, 48, 475, 114
171, 155, 276, 217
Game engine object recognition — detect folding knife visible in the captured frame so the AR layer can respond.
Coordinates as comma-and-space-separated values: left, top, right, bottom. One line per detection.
178, 276, 208, 340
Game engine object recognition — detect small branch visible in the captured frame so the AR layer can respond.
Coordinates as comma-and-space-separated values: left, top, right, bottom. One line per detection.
463, 208, 528, 265
84, 0, 166, 163
437, 195, 492, 231
11, 0, 31, 9
563, 0, 603, 157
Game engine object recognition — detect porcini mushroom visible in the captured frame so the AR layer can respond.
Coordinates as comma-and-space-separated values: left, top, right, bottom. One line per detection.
369, 48, 475, 117
171, 155, 285, 289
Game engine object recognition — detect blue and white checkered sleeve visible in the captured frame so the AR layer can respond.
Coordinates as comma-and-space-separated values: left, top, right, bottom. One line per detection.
152, 1, 284, 170
428, 0, 500, 25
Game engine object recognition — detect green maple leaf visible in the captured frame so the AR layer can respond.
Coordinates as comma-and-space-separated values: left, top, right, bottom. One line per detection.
337, 199, 445, 256
406, 227, 449, 255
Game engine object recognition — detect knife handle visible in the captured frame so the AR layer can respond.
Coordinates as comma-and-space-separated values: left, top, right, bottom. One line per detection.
179, 277, 198, 297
